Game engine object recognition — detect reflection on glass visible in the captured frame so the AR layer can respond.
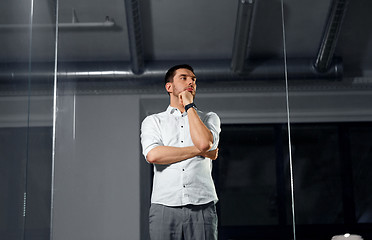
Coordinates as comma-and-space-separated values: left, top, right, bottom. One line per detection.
284, 0, 372, 238
0, 128, 28, 239
0, 0, 56, 239
0, 0, 33, 239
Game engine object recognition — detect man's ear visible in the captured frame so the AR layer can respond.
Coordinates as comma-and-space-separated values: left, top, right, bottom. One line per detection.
165, 82, 172, 93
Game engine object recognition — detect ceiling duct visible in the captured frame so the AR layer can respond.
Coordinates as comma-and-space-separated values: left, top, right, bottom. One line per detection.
124, 0, 145, 74
314, 0, 350, 73
231, 0, 256, 73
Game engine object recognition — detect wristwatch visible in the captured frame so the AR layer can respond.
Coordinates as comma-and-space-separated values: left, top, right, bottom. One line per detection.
185, 103, 196, 112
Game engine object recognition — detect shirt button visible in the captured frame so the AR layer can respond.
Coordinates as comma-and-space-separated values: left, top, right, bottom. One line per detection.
182, 169, 185, 171
183, 185, 186, 188
181, 126, 183, 128
181, 140, 183, 143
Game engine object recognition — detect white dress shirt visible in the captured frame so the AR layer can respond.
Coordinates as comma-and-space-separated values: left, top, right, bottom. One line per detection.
141, 105, 221, 206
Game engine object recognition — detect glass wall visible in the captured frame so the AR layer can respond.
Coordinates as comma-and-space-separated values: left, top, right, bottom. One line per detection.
216, 1, 372, 240
214, 1, 292, 239
51, 1, 142, 239
285, 0, 372, 239
0, 0, 56, 240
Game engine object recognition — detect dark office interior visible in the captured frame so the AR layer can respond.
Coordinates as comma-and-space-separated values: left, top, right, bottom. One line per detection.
0, 0, 371, 239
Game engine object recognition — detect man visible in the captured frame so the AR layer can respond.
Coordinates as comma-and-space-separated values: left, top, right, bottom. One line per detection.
140, 64, 221, 240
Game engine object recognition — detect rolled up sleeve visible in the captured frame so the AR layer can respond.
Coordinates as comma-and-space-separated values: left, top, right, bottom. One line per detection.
203, 112, 221, 151
140, 116, 163, 162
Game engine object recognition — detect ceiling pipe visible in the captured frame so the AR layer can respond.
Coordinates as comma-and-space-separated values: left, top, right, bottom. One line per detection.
124, 0, 145, 74
0, 19, 115, 30
0, 59, 342, 85
231, 0, 256, 73
0, 21, 115, 30
314, 0, 350, 73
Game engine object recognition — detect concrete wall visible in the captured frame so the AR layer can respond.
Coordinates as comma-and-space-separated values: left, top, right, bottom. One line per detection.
52, 94, 141, 240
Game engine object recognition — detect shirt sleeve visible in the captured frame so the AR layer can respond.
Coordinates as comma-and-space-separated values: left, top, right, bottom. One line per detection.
140, 115, 163, 162
203, 112, 221, 151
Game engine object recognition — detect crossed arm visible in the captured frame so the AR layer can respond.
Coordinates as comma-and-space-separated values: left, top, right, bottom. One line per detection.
146, 145, 218, 165
145, 91, 218, 165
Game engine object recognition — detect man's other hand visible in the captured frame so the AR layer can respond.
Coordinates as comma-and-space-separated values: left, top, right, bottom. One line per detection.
201, 148, 219, 160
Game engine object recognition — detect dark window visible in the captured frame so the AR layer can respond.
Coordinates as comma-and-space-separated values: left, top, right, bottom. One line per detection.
215, 123, 372, 240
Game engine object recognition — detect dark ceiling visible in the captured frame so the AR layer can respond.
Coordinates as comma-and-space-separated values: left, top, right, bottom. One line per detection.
0, 0, 371, 87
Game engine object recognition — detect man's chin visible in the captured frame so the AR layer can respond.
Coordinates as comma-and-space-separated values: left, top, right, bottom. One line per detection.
186, 89, 196, 96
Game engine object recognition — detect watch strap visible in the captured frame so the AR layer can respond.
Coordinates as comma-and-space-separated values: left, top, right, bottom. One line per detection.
185, 103, 196, 112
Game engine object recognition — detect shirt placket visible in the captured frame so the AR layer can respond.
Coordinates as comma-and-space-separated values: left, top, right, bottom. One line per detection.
179, 114, 185, 146
179, 114, 190, 203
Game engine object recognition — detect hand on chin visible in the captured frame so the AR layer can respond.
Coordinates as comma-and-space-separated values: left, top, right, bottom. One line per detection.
178, 90, 193, 106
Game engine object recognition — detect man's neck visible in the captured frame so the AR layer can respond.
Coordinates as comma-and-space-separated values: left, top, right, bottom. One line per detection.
170, 97, 185, 113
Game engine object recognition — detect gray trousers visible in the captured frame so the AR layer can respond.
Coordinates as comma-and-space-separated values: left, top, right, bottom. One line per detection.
149, 202, 218, 240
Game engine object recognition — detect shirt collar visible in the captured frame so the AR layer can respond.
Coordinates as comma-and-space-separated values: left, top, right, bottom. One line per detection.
166, 105, 178, 114
166, 105, 186, 116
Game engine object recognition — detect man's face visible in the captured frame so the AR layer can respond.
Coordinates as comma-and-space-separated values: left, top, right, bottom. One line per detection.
167, 68, 197, 98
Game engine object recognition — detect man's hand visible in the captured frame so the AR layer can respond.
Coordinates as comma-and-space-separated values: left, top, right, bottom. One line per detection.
179, 90, 194, 107
201, 148, 219, 160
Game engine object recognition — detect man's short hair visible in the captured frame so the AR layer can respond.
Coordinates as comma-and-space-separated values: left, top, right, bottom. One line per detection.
164, 64, 194, 85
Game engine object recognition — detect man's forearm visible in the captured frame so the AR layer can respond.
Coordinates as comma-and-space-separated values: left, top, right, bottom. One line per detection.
187, 108, 213, 152
146, 145, 202, 165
